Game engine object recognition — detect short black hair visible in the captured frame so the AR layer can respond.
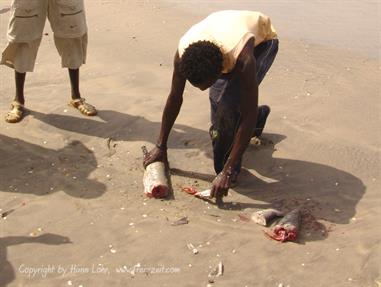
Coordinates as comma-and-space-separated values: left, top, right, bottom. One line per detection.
180, 41, 223, 86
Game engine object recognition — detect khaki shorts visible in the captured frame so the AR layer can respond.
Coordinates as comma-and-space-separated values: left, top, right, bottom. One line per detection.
1, 0, 88, 72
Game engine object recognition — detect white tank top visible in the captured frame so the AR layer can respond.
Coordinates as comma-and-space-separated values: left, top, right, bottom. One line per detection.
178, 10, 277, 73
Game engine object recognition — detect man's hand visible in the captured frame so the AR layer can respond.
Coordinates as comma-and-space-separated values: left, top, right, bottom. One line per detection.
143, 146, 168, 169
210, 171, 231, 200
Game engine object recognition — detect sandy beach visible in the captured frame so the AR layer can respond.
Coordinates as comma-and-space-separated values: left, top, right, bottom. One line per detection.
0, 0, 380, 286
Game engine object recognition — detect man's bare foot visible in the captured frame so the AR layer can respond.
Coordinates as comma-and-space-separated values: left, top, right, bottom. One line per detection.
5, 101, 25, 123
69, 98, 97, 116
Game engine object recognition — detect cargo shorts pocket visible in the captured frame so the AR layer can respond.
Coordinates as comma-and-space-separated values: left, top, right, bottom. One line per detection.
8, 0, 44, 42
54, 0, 87, 38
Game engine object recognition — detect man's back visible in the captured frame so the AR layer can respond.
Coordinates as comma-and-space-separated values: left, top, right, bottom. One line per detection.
178, 10, 277, 73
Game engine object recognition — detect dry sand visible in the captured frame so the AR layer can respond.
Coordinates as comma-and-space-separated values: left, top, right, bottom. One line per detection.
0, 0, 380, 286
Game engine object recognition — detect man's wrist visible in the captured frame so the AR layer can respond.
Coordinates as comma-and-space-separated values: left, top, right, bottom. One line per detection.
221, 165, 233, 176
156, 143, 167, 150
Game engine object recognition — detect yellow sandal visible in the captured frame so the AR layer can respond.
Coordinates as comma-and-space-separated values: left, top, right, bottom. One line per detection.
5, 101, 25, 123
69, 98, 97, 116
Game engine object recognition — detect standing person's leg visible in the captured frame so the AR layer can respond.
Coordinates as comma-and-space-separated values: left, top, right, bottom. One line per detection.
68, 67, 80, 100
14, 71, 26, 105
1, 0, 47, 123
48, 0, 96, 116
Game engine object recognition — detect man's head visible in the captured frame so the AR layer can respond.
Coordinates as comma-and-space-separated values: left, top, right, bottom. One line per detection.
180, 40, 223, 90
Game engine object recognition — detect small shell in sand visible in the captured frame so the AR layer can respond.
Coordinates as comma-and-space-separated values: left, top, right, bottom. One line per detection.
171, 217, 189, 226
208, 261, 224, 283
187, 243, 198, 254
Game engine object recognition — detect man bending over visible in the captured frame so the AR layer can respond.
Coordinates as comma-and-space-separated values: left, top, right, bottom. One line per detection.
144, 10, 279, 200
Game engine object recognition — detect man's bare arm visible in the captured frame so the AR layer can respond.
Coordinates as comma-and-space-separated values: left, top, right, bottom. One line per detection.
211, 39, 258, 198
157, 51, 186, 147
224, 40, 258, 173
143, 51, 186, 167
224, 39, 258, 173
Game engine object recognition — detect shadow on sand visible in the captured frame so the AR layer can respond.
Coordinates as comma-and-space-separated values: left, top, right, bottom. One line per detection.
31, 109, 210, 151
171, 133, 366, 243
0, 135, 106, 198
0, 134, 104, 286
0, 233, 71, 287
31, 110, 366, 242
